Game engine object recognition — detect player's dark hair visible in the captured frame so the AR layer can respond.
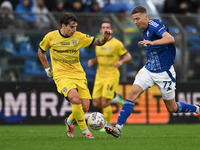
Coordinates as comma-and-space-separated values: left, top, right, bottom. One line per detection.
131, 6, 147, 15
59, 12, 78, 26
100, 20, 112, 28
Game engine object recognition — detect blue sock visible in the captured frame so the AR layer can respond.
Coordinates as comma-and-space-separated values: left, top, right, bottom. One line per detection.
117, 99, 135, 126
176, 102, 197, 113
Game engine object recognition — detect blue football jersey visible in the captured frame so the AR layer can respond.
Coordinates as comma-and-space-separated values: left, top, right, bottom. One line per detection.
142, 19, 176, 72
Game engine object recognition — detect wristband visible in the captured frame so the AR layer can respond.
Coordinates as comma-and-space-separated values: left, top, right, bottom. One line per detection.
45, 67, 53, 78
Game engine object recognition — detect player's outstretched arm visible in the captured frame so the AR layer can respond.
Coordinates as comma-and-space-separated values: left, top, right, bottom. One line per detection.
93, 29, 112, 46
38, 48, 53, 78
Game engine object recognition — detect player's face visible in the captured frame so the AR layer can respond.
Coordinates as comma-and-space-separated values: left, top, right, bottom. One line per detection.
132, 13, 148, 30
100, 23, 112, 35
62, 21, 78, 36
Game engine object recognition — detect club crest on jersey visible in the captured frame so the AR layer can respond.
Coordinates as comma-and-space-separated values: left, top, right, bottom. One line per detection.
147, 30, 149, 37
86, 35, 91, 38
107, 47, 111, 51
72, 40, 77, 46
62, 87, 67, 93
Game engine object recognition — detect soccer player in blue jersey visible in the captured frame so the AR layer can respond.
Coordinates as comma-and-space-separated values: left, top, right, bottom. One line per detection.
105, 6, 200, 138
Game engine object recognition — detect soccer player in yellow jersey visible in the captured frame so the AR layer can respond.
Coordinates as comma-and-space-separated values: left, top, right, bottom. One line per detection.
88, 21, 132, 130
38, 13, 112, 139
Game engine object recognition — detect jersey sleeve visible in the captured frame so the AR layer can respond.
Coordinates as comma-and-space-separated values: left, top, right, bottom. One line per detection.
79, 32, 95, 48
118, 41, 128, 56
152, 19, 167, 38
39, 32, 51, 52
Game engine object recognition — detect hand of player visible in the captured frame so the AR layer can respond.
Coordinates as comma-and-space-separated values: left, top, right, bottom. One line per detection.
113, 61, 123, 67
88, 59, 96, 67
138, 40, 152, 46
102, 29, 112, 41
45, 67, 53, 78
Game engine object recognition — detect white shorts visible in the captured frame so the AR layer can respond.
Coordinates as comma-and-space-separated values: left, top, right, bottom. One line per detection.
133, 66, 176, 100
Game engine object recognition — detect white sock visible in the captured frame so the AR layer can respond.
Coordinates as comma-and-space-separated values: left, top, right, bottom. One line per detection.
112, 96, 119, 103
105, 123, 111, 127
115, 124, 123, 131
82, 128, 90, 134
195, 106, 200, 113
67, 117, 73, 126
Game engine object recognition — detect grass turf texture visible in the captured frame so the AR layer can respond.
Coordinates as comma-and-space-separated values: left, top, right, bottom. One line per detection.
0, 124, 199, 150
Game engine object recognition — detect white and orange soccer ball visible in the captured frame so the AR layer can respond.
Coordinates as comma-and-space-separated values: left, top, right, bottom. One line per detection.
87, 112, 105, 130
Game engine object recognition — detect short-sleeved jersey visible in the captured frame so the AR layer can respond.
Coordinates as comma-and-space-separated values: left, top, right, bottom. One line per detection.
95, 37, 127, 78
40, 30, 94, 80
143, 19, 176, 73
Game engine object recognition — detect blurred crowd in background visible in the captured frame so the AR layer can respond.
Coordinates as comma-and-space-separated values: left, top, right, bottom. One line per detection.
1, 0, 200, 82
0, 0, 200, 30
0, 0, 200, 14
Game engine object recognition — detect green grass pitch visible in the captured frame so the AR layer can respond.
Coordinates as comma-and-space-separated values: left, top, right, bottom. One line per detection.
0, 124, 199, 150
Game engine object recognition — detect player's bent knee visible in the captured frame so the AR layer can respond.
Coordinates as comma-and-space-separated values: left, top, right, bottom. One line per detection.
82, 105, 89, 112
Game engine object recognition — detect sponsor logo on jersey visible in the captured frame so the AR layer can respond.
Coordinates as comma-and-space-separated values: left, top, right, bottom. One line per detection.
61, 42, 70, 45
52, 57, 79, 64
53, 49, 78, 53
97, 54, 113, 58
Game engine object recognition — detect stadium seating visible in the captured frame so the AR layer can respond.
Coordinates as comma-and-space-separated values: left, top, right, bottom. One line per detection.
1, 40, 18, 56
84, 67, 96, 82
18, 41, 37, 57
80, 48, 95, 58
37, 42, 50, 58
168, 26, 180, 34
24, 59, 45, 75
80, 48, 96, 81
185, 26, 197, 33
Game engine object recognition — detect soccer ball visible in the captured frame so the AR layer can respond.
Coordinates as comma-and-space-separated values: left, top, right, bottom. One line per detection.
87, 112, 105, 130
